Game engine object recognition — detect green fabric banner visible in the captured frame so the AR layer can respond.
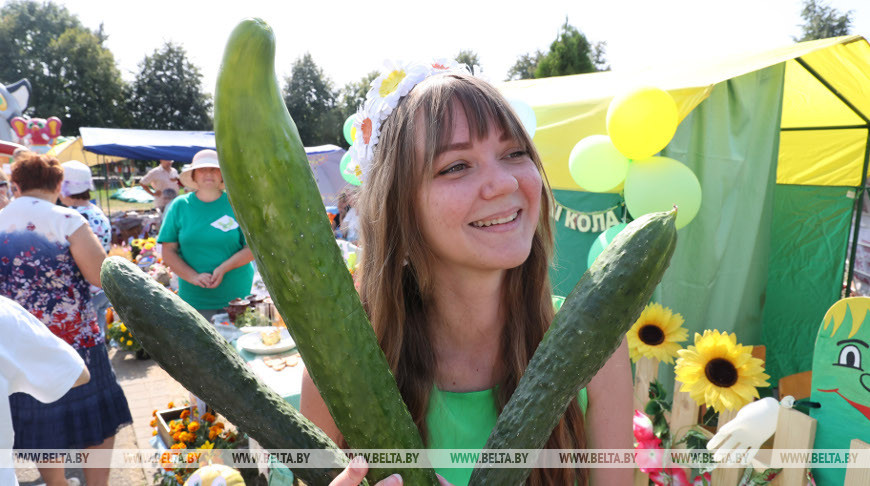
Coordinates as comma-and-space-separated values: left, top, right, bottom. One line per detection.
549, 190, 625, 297
761, 184, 853, 383
656, 64, 785, 353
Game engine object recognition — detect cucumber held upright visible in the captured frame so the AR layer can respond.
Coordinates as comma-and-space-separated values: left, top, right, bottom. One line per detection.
214, 18, 438, 485
469, 210, 678, 486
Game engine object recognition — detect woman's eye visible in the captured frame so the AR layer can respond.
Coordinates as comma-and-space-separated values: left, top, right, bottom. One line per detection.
439, 163, 467, 175
507, 150, 528, 159
837, 344, 862, 370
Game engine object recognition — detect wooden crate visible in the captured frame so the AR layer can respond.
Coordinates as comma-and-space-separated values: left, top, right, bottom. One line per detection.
155, 406, 190, 448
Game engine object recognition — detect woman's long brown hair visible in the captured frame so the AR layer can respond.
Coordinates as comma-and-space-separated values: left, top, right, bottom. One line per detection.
357, 73, 587, 486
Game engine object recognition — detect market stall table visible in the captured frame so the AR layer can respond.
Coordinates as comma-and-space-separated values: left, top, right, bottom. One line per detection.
231, 329, 303, 486
231, 331, 305, 409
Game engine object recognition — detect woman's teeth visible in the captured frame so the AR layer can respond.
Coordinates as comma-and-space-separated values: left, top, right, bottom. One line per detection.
471, 211, 518, 228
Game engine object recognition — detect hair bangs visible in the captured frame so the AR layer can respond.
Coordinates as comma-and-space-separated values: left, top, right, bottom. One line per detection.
416, 74, 532, 170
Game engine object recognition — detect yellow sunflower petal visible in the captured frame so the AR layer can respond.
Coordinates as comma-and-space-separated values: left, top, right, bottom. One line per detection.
673, 329, 770, 411
626, 302, 688, 363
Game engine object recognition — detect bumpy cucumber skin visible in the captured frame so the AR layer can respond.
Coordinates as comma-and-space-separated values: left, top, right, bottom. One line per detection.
100, 257, 351, 486
214, 19, 437, 485
469, 210, 678, 486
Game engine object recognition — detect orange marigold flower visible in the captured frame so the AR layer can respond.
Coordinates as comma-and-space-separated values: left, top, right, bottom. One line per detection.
180, 409, 190, 420
152, 409, 158, 417
149, 418, 158, 427
213, 422, 225, 430
187, 422, 200, 433
172, 433, 182, 442
152, 430, 157, 436
201, 413, 216, 423
182, 432, 196, 443
167, 401, 175, 408
170, 443, 186, 450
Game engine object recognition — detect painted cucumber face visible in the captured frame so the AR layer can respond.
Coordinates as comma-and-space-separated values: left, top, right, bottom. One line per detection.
809, 297, 870, 485
811, 297, 870, 424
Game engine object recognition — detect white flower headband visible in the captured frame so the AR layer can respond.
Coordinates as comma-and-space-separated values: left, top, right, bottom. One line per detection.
345, 59, 477, 184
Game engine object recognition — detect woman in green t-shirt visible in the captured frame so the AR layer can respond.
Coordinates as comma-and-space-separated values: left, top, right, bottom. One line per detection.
157, 150, 254, 322
303, 65, 633, 486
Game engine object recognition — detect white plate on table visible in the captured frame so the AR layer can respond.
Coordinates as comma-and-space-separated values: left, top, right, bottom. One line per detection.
237, 328, 296, 354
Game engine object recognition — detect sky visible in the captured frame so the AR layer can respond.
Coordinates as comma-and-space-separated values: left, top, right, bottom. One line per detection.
51, 0, 870, 96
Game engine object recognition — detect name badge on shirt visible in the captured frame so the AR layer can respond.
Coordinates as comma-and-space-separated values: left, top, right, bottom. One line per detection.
211, 215, 240, 232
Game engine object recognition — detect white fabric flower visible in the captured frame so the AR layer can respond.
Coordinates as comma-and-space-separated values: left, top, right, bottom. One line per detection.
349, 98, 382, 181
368, 60, 430, 120
346, 59, 481, 184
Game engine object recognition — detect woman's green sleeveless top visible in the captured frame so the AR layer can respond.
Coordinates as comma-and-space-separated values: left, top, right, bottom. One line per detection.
425, 386, 588, 486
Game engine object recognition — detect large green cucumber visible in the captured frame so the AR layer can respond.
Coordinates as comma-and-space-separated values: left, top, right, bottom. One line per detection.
100, 257, 353, 486
214, 19, 437, 485
469, 210, 678, 485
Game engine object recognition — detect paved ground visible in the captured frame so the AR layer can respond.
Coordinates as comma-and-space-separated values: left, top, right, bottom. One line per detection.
16, 348, 190, 486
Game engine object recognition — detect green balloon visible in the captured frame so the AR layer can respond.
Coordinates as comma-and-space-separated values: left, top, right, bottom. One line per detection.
568, 135, 629, 192
586, 223, 628, 268
343, 116, 355, 146
339, 151, 361, 186
624, 156, 701, 229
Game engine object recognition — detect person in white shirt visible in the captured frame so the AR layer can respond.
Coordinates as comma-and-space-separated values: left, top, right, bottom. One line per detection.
0, 295, 89, 486
140, 159, 180, 213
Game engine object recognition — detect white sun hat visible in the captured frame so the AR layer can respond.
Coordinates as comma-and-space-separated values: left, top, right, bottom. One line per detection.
179, 149, 223, 190
60, 160, 95, 197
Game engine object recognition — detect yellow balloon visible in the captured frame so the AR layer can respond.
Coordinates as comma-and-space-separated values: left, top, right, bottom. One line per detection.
606, 87, 679, 160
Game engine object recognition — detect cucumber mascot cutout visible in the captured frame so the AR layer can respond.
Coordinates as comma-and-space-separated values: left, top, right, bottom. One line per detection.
809, 297, 870, 485
707, 297, 870, 484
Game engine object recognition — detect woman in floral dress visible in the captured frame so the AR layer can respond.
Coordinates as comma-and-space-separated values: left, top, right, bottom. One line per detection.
0, 152, 131, 486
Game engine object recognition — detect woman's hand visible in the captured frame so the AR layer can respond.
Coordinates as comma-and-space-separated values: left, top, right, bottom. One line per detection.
330, 457, 402, 486
208, 265, 227, 288
329, 457, 453, 486
206, 248, 254, 289
191, 273, 213, 288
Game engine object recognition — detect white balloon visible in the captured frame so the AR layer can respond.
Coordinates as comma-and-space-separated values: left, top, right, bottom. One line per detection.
508, 98, 537, 139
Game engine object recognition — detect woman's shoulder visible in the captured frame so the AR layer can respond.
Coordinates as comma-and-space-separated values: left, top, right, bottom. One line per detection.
20, 198, 86, 222
166, 192, 195, 209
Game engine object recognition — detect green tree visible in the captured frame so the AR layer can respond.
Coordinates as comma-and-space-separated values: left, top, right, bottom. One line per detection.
0, 0, 128, 133
44, 27, 129, 132
506, 51, 544, 81
455, 49, 481, 74
535, 19, 606, 78
283, 53, 340, 146
127, 42, 212, 130
795, 0, 853, 41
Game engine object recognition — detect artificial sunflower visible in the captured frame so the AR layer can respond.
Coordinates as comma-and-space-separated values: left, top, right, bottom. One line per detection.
675, 330, 769, 412
626, 303, 688, 364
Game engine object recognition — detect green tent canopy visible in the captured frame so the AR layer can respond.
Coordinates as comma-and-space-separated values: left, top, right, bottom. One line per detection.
499, 35, 870, 384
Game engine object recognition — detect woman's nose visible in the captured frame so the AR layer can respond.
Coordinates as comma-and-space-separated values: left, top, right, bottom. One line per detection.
480, 162, 519, 200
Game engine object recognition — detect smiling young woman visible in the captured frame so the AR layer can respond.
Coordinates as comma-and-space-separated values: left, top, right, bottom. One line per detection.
302, 67, 633, 486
